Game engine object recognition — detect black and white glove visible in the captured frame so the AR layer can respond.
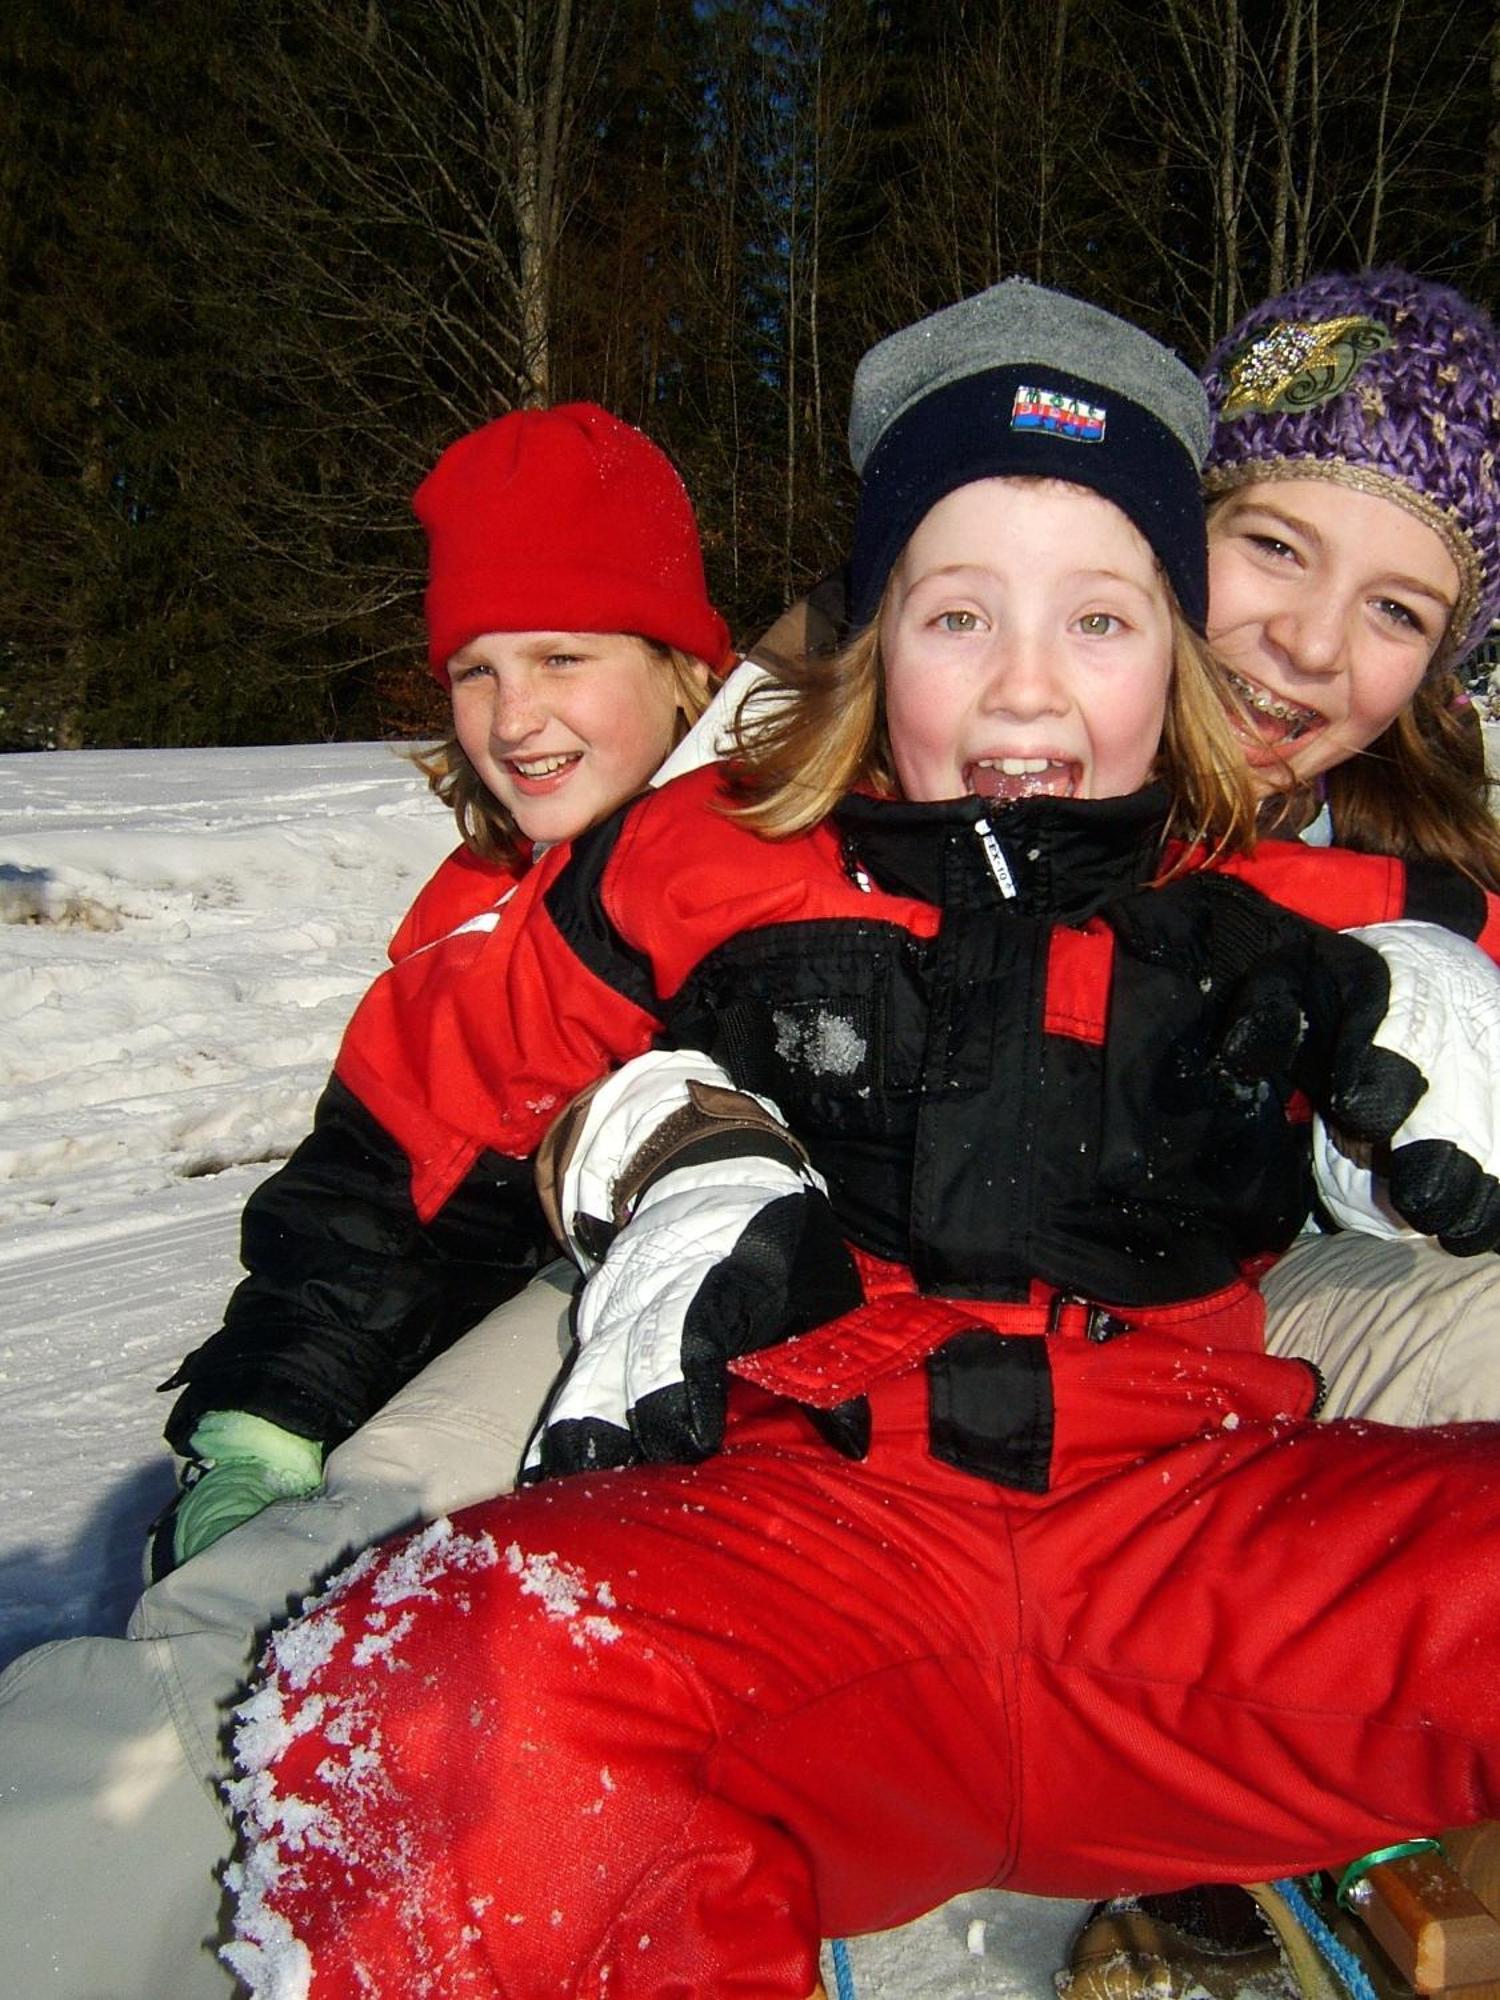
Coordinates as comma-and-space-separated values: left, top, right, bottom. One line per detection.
526, 1051, 861, 1479
1304, 922, 1500, 1254
1221, 918, 1500, 1254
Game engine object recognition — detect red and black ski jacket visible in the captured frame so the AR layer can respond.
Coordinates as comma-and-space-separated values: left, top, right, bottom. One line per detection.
162, 765, 1500, 1452
386, 844, 526, 964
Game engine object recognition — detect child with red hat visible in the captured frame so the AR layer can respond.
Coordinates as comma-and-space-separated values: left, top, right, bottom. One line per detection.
154, 399, 731, 1573
392, 400, 731, 951
0, 401, 734, 2000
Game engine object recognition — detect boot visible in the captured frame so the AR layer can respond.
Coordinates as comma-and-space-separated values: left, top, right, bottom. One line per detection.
1060, 1883, 1296, 2000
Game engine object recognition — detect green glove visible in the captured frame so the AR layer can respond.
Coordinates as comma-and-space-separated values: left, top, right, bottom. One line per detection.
171, 1410, 325, 1566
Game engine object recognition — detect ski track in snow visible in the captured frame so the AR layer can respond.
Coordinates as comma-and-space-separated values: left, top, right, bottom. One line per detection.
0, 740, 1105, 1998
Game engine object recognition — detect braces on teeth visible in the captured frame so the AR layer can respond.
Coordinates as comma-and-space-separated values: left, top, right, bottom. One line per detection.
1227, 670, 1319, 737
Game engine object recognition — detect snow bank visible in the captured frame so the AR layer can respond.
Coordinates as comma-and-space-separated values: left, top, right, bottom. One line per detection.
0, 743, 453, 1657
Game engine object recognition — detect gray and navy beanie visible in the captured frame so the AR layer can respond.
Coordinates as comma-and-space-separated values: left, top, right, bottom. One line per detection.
846, 278, 1211, 632
1204, 269, 1500, 660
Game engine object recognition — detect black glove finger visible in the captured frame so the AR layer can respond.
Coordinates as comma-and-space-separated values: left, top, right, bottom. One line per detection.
1308, 932, 1392, 1100
717, 1190, 862, 1359
1326, 1045, 1427, 1144
804, 1395, 871, 1460
1441, 1181, 1500, 1257
1217, 961, 1310, 1083
535, 1416, 641, 1481
1300, 934, 1428, 1140
632, 1375, 720, 1463
1388, 1140, 1500, 1255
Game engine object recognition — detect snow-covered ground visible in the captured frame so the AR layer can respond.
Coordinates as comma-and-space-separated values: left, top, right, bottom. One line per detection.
0, 740, 1087, 1998
0, 743, 458, 1663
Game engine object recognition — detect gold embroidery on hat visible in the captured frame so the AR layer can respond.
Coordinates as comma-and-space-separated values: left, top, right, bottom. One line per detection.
1220, 316, 1393, 418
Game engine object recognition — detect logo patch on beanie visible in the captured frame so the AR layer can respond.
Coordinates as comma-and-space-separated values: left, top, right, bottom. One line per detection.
1011, 386, 1106, 443
1220, 315, 1393, 419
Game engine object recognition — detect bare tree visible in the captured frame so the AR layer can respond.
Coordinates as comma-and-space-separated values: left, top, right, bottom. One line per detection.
214, 0, 605, 423
147, 0, 617, 698
1486, 2, 1500, 266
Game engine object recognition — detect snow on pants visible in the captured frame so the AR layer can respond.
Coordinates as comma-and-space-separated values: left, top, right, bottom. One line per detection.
0, 1264, 575, 2000
228, 1292, 1500, 2000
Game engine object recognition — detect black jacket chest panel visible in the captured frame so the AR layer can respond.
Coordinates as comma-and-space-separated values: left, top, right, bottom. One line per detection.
664, 911, 1072, 1298
665, 920, 927, 1263
664, 903, 1312, 1307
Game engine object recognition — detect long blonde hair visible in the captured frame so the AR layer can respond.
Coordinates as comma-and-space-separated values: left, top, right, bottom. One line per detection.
412, 642, 712, 866
728, 592, 1259, 865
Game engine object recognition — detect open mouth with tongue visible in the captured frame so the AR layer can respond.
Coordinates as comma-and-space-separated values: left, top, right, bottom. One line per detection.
1224, 669, 1323, 754
965, 756, 1081, 803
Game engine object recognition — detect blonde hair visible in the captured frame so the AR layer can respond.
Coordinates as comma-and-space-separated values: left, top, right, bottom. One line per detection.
729, 592, 1258, 865
413, 641, 712, 866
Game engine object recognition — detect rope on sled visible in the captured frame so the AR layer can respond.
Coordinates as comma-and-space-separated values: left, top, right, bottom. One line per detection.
830, 1935, 857, 1999
1269, 1877, 1381, 2000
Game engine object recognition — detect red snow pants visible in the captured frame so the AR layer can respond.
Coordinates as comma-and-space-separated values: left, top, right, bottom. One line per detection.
228, 1291, 1500, 1999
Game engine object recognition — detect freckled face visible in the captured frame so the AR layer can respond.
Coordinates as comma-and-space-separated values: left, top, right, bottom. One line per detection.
880, 479, 1175, 805
447, 631, 706, 845
1206, 479, 1460, 792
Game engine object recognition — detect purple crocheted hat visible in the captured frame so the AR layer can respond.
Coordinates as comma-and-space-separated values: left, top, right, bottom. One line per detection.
1203, 269, 1500, 659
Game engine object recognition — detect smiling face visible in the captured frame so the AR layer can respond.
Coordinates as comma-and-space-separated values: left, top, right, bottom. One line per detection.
1206, 479, 1460, 792
880, 479, 1175, 806
448, 631, 706, 846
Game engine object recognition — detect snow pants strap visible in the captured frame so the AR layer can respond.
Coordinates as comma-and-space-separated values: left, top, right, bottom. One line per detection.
730, 1276, 1270, 1492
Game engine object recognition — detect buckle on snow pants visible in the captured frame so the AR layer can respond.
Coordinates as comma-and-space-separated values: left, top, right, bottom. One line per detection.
1047, 1292, 1131, 1344
734, 1292, 1088, 1492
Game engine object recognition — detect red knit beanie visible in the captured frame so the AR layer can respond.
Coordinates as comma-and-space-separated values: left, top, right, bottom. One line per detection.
414, 402, 732, 682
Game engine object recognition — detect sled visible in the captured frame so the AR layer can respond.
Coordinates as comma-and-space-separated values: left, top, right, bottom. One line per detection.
1341, 1829, 1500, 1996
1246, 1828, 1500, 2000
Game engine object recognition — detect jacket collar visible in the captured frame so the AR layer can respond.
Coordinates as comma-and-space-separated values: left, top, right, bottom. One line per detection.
831, 784, 1172, 921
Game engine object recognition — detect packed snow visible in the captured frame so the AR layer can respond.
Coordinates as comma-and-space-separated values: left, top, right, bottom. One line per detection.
0, 740, 1088, 1998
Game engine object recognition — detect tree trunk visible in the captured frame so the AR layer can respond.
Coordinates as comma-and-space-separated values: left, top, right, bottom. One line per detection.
1036, 0, 1072, 278
1269, 0, 1304, 296
1218, 0, 1241, 334
1364, 0, 1405, 266
1484, 1, 1500, 264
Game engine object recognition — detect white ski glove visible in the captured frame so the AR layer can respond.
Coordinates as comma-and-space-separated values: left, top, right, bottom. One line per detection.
525, 1050, 861, 1478
1311, 921, 1500, 1254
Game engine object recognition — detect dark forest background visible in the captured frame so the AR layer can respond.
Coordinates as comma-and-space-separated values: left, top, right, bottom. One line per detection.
3, 0, 1497, 750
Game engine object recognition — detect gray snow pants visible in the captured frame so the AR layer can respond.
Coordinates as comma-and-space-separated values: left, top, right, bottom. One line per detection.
0, 1262, 577, 1998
